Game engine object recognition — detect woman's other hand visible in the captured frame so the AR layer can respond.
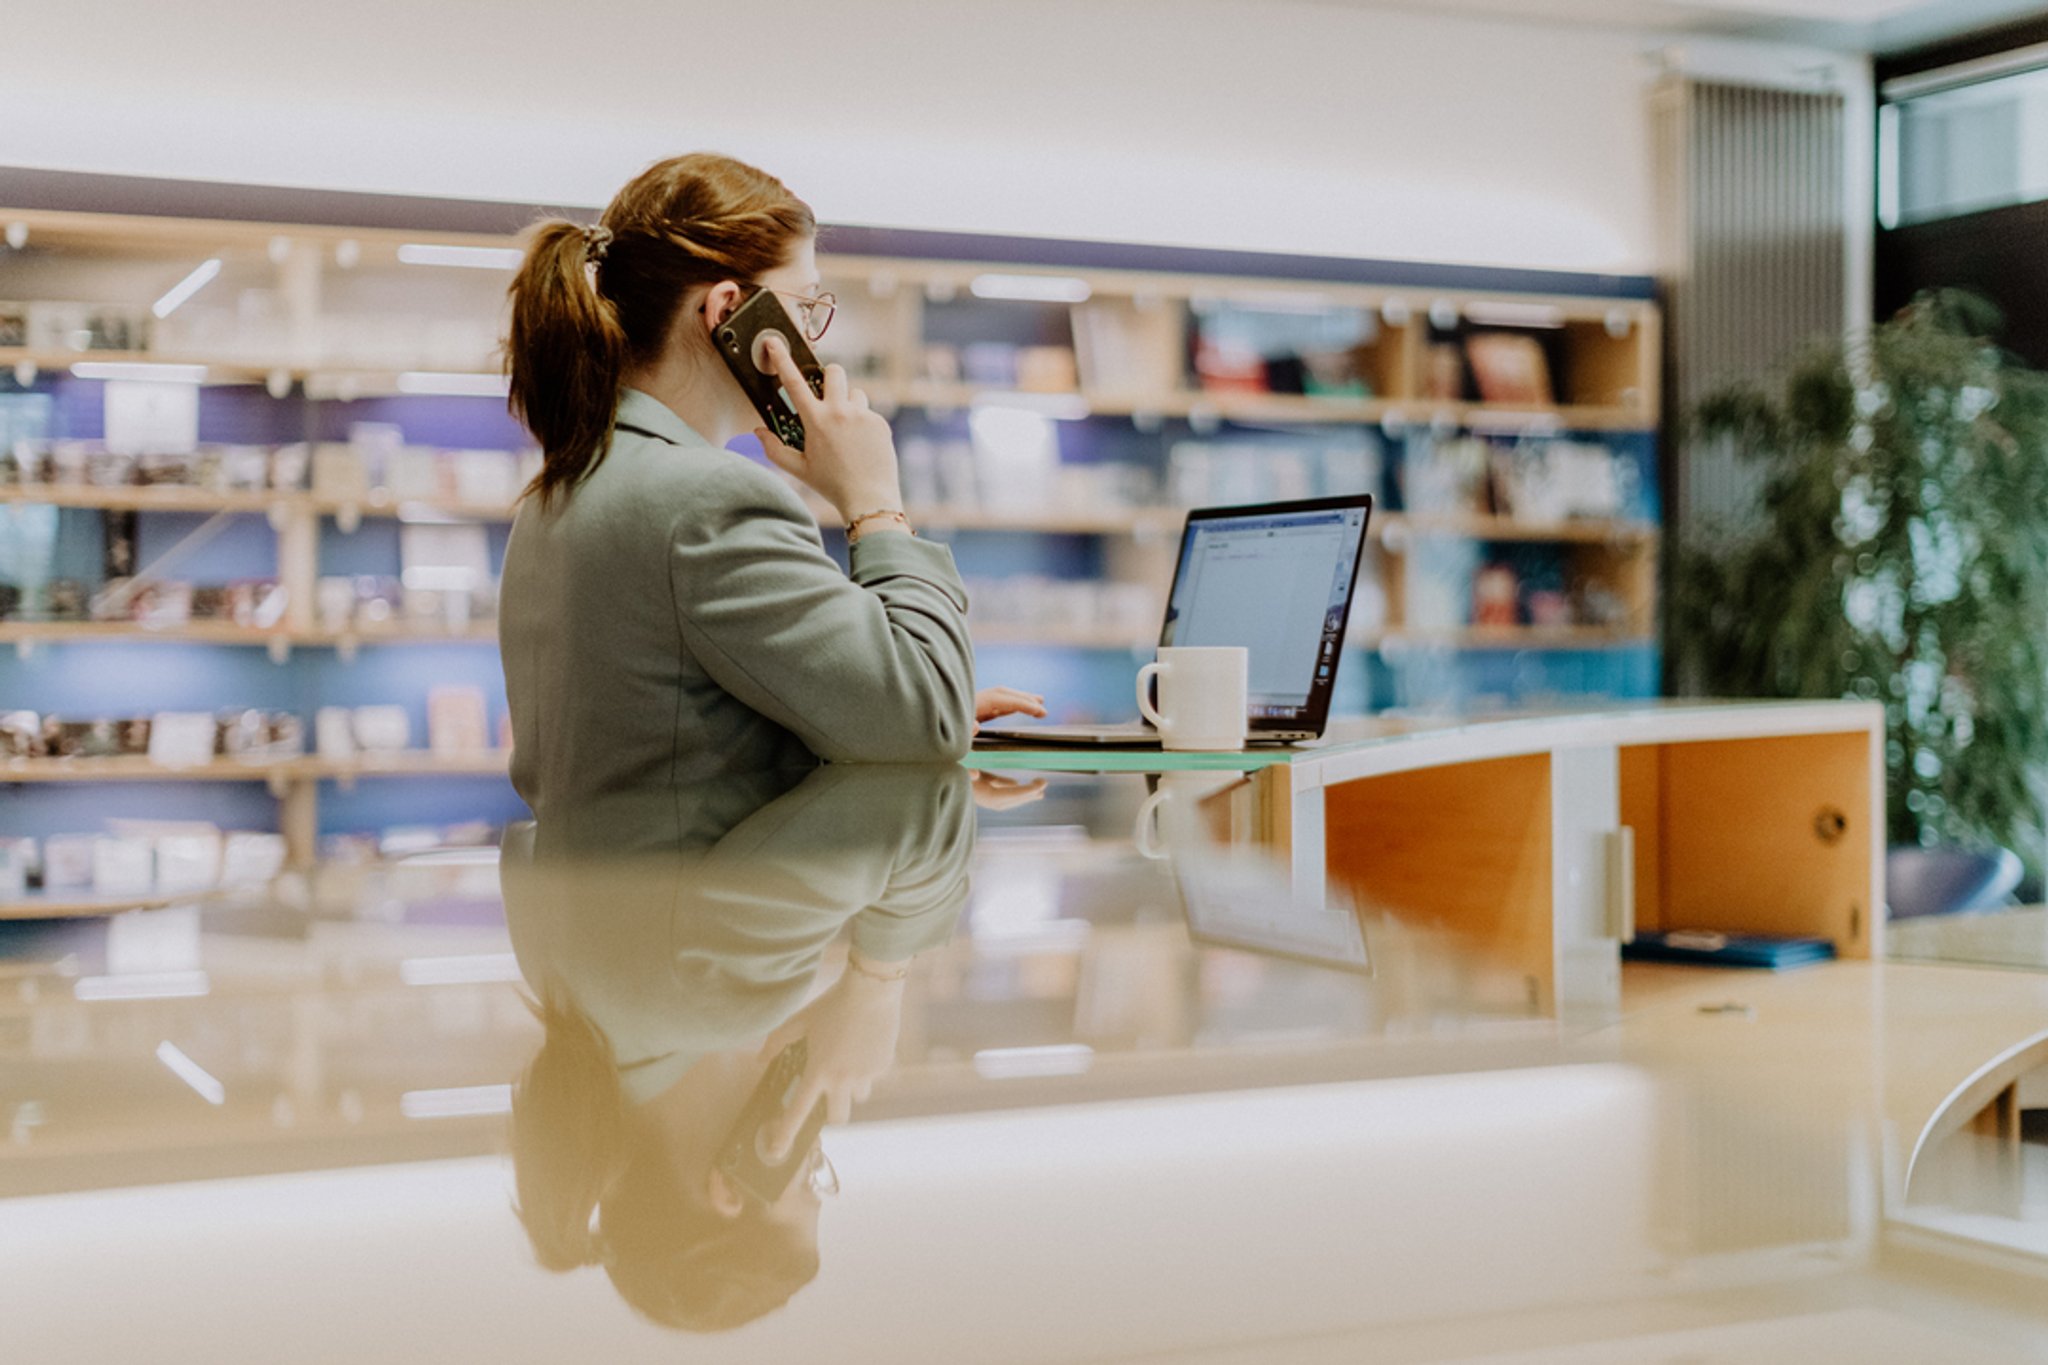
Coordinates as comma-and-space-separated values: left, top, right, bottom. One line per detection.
971, 771, 1048, 811
753, 335, 904, 523
974, 686, 1046, 733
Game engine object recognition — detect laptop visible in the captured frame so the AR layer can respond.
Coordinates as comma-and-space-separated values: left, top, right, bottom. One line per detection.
978, 493, 1373, 746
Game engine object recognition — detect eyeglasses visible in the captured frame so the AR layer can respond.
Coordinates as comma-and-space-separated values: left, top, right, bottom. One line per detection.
768, 288, 837, 342
804, 1142, 840, 1200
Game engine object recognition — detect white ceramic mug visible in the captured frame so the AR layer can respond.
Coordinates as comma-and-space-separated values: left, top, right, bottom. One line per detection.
1136, 646, 1248, 751
1133, 770, 1246, 859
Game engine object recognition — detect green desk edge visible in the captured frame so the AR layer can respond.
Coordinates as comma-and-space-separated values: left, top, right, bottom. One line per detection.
962, 747, 1295, 773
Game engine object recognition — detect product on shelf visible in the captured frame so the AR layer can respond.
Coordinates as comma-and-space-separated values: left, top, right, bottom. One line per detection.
1071, 298, 1183, 394
146, 713, 215, 766
0, 836, 32, 898
1014, 346, 1079, 393
318, 819, 503, 866
0, 708, 303, 763
1473, 564, 1520, 627
1, 824, 288, 901
1400, 435, 1493, 515
1190, 300, 1380, 398
1, 439, 307, 492
316, 432, 535, 509
351, 705, 411, 753
1166, 434, 1381, 508
24, 300, 150, 353
427, 686, 490, 754
965, 576, 1161, 638
88, 576, 287, 628
314, 706, 356, 758
1487, 440, 1627, 521
1464, 332, 1556, 405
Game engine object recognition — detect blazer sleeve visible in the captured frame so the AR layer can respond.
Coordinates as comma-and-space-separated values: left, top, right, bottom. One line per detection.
669, 462, 977, 762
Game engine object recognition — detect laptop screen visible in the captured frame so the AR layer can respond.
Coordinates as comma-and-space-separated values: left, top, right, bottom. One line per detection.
1158, 494, 1373, 734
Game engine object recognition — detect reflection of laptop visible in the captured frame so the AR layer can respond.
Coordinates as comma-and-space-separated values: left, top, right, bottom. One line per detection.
1174, 849, 1372, 974
978, 494, 1373, 746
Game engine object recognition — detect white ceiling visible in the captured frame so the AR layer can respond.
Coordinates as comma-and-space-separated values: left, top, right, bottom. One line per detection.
1292, 0, 2048, 51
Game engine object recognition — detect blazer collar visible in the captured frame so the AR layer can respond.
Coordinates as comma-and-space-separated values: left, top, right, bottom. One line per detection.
615, 387, 714, 449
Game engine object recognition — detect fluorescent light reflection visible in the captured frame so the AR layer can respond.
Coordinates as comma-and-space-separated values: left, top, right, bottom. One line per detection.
398, 953, 522, 986
969, 391, 1090, 422
401, 1084, 512, 1120
75, 971, 210, 1001
395, 371, 509, 397
1462, 302, 1568, 329
974, 1044, 1096, 1080
155, 1041, 225, 1105
151, 258, 222, 319
396, 243, 523, 270
70, 362, 207, 384
969, 273, 1092, 304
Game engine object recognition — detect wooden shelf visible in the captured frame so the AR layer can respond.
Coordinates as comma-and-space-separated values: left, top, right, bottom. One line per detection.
1378, 512, 1659, 545
0, 751, 509, 784
810, 499, 1184, 537
0, 892, 183, 921
1373, 625, 1650, 650
299, 750, 509, 779
0, 621, 284, 646
873, 382, 1653, 432
0, 349, 510, 395
0, 484, 285, 514
0, 484, 520, 523
0, 347, 277, 385
315, 494, 518, 523
0, 621, 497, 648
973, 625, 1155, 650
970, 624, 1650, 652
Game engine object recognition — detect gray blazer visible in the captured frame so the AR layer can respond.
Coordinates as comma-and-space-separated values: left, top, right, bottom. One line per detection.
499, 388, 976, 818
501, 763, 973, 1102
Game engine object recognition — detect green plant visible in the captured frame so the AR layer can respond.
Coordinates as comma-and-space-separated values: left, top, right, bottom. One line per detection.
1672, 290, 2048, 878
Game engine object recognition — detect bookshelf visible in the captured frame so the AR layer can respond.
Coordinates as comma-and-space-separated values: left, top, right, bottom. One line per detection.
0, 194, 1663, 865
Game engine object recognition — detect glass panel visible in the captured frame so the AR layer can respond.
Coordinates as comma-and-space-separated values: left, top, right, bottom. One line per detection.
1889, 65, 2048, 226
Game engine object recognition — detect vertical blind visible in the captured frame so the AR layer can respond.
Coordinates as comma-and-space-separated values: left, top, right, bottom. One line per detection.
1653, 78, 1847, 528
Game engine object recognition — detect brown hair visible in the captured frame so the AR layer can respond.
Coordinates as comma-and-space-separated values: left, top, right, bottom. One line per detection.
505, 153, 817, 506
509, 991, 821, 1332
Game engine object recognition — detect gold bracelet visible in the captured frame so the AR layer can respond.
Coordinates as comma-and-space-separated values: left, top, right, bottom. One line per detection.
845, 508, 909, 544
846, 950, 911, 983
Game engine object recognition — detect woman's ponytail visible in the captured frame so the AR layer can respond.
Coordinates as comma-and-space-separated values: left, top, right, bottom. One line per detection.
503, 154, 816, 509
509, 990, 628, 1272
506, 221, 629, 507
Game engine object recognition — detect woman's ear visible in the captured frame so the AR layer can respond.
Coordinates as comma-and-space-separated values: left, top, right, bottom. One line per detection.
704, 1167, 747, 1220
700, 280, 744, 332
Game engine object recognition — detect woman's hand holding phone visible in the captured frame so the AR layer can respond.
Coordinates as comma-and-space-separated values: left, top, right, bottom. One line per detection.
753, 959, 907, 1162
753, 335, 905, 525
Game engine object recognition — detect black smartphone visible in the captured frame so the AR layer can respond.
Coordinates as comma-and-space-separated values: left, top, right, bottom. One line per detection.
714, 287, 827, 452
715, 1039, 829, 1204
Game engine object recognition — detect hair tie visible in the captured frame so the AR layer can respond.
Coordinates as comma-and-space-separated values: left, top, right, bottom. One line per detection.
581, 224, 613, 263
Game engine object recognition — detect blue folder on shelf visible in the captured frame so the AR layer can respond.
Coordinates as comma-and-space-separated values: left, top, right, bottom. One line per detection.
1621, 930, 1836, 970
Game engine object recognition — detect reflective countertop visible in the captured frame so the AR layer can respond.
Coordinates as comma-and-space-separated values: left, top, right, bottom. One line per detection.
6, 763, 2048, 1362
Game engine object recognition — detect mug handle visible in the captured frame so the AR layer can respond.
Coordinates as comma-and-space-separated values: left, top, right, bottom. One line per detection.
1132, 789, 1169, 861
1136, 662, 1165, 728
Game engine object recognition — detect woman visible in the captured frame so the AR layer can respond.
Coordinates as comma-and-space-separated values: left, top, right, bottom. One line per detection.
499, 152, 1042, 813
504, 763, 976, 1331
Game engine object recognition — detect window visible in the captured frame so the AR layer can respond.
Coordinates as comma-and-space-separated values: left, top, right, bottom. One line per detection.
1882, 50, 2048, 228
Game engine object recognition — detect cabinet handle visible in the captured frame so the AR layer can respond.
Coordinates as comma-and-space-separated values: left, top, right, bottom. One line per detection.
1607, 826, 1637, 943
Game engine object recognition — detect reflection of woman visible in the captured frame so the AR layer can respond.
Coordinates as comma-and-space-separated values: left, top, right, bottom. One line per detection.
502, 764, 973, 1330
498, 153, 1041, 812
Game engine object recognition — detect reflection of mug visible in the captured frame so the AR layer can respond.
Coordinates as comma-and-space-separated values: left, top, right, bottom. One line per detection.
1134, 770, 1245, 860
1136, 647, 1248, 752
